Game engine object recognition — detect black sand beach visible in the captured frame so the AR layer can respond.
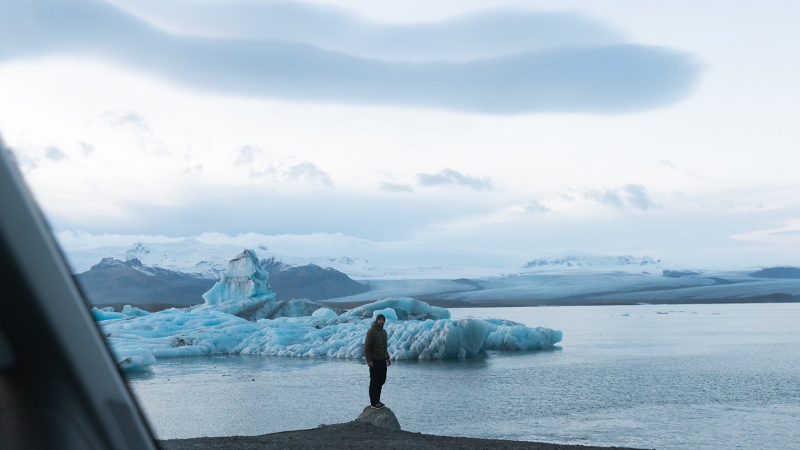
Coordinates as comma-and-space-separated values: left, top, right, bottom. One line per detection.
158, 422, 647, 450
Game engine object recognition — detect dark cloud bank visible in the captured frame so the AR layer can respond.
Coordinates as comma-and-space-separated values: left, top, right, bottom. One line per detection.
0, 0, 701, 114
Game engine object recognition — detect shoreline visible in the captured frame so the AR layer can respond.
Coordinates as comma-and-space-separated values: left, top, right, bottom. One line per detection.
158, 422, 649, 450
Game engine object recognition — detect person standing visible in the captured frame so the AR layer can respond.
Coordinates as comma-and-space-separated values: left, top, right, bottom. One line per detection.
364, 314, 391, 409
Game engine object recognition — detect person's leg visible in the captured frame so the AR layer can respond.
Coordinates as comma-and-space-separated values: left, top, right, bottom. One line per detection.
369, 364, 379, 406
375, 360, 387, 404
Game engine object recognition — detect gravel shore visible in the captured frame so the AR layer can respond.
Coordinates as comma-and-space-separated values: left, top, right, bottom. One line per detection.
158, 421, 648, 450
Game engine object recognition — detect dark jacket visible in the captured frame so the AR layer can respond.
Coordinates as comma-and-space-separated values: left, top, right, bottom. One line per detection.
364, 322, 389, 363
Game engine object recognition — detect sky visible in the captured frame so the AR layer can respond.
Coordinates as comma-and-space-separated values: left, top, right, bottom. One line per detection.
1, 0, 800, 270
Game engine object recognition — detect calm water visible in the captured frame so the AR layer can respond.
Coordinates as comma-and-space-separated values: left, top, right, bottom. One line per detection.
125, 304, 800, 449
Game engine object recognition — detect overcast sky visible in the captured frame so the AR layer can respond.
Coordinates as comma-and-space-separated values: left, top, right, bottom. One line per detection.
1, 0, 799, 269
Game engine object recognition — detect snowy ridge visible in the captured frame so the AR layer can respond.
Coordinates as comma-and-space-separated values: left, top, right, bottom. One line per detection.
65, 239, 245, 278
64, 238, 380, 279
522, 253, 663, 270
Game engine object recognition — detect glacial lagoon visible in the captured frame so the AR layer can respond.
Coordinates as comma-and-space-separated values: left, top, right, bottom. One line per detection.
125, 303, 800, 450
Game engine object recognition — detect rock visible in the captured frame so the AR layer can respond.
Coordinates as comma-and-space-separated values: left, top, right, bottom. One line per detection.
354, 406, 401, 432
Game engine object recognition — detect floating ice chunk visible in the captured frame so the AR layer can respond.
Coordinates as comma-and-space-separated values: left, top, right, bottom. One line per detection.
372, 308, 397, 321
389, 318, 489, 359
116, 349, 156, 371
122, 305, 150, 317
198, 249, 276, 315
91, 307, 126, 321
484, 322, 562, 351
345, 297, 450, 321
621, 313, 630, 317
105, 309, 261, 359
312, 308, 337, 318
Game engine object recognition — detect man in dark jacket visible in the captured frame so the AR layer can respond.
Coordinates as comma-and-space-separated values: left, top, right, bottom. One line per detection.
364, 314, 391, 409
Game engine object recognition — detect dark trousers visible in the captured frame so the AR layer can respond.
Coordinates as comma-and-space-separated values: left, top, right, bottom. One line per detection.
368, 359, 387, 405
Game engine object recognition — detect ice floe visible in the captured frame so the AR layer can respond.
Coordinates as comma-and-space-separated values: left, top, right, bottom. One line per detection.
94, 250, 562, 370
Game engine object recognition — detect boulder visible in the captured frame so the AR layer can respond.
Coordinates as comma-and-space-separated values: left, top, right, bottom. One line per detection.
354, 406, 401, 432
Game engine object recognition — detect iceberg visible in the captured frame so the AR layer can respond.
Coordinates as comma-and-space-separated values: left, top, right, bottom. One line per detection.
344, 297, 450, 320
94, 249, 562, 369
91, 307, 126, 321
312, 307, 337, 318
116, 349, 156, 371
101, 307, 561, 364
121, 305, 150, 317
198, 249, 275, 315
372, 308, 397, 321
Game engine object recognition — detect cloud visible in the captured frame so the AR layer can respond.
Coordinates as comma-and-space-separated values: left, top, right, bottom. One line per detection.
235, 146, 261, 166
623, 184, 653, 210
45, 186, 494, 241
0, 0, 701, 114
233, 150, 331, 186
586, 185, 656, 210
586, 189, 625, 208
109, 1, 625, 62
285, 161, 333, 187
416, 168, 494, 191
45, 145, 66, 161
659, 159, 677, 170
79, 142, 94, 155
103, 111, 148, 130
525, 201, 551, 213
769, 230, 800, 236
379, 181, 414, 193
182, 164, 202, 174
731, 219, 800, 242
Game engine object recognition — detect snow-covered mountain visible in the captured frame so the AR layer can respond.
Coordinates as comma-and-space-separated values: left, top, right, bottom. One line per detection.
522, 253, 664, 271
65, 239, 242, 278
64, 238, 378, 279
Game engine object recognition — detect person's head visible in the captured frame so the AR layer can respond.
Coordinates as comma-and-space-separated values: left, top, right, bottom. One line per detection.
375, 314, 386, 327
